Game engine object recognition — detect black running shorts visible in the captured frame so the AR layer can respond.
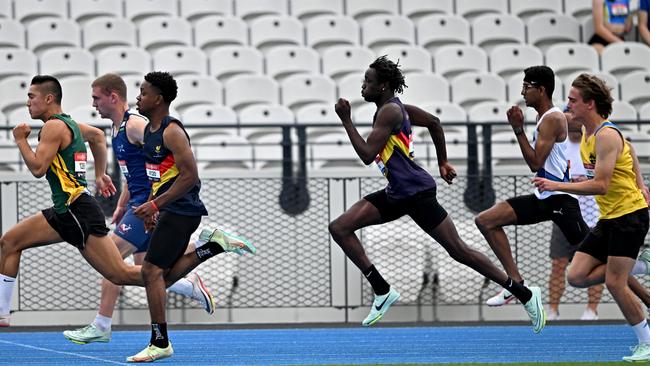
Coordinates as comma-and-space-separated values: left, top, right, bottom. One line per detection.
506, 193, 589, 245
42, 193, 110, 250
364, 187, 448, 233
144, 211, 202, 269
577, 208, 649, 263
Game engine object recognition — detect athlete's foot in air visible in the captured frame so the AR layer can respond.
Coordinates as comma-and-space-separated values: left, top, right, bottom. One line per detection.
486, 288, 515, 306
362, 287, 401, 326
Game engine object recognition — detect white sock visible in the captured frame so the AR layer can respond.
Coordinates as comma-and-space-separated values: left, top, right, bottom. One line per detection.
631, 260, 648, 276
0, 274, 16, 315
168, 277, 194, 298
632, 319, 650, 344
93, 314, 112, 332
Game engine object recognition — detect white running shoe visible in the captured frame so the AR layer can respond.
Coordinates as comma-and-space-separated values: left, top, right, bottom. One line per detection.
362, 287, 400, 326
63, 324, 111, 344
197, 228, 256, 255
127, 342, 173, 363
523, 286, 546, 334
623, 343, 650, 362
580, 308, 598, 321
187, 272, 215, 315
547, 308, 559, 321
0, 314, 9, 327
486, 288, 515, 306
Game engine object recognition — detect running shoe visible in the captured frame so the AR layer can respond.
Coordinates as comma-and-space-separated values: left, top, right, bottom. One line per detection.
127, 343, 173, 363
523, 286, 546, 333
362, 287, 400, 326
580, 308, 598, 321
623, 342, 650, 362
0, 314, 9, 327
547, 308, 559, 321
486, 288, 515, 306
187, 272, 215, 315
63, 324, 111, 344
198, 228, 256, 255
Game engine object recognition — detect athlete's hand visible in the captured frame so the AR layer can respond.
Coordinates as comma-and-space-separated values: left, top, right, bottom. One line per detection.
95, 174, 117, 197
133, 200, 158, 220
506, 106, 524, 130
642, 185, 650, 207
12, 123, 31, 141
335, 98, 352, 123
532, 177, 559, 192
111, 206, 126, 225
143, 214, 157, 232
438, 162, 457, 184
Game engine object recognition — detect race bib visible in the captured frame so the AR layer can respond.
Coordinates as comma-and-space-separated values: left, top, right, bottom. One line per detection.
73, 152, 87, 179
145, 163, 161, 182
118, 160, 129, 176
374, 155, 387, 176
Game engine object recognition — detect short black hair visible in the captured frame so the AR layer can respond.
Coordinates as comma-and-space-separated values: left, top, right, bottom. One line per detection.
523, 65, 554, 100
144, 71, 177, 104
31, 75, 62, 104
369, 56, 407, 94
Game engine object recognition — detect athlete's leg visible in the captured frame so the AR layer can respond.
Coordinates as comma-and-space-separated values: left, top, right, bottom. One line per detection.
474, 202, 522, 282
549, 257, 569, 315
80, 235, 143, 286
567, 252, 606, 288
97, 235, 138, 318
607, 256, 644, 325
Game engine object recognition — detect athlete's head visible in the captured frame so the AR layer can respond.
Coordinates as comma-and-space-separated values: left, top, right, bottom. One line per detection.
521, 66, 554, 107
137, 71, 177, 116
91, 73, 127, 119
28, 75, 62, 120
362, 56, 407, 103
568, 73, 613, 120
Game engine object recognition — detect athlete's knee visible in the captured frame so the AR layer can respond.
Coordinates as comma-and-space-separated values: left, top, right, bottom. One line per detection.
0, 235, 19, 255
328, 219, 347, 240
140, 263, 163, 286
605, 274, 627, 295
474, 213, 493, 231
566, 269, 588, 288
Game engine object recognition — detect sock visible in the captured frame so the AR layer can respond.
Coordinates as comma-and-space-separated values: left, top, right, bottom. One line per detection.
167, 277, 194, 298
363, 265, 390, 296
93, 314, 112, 332
631, 260, 648, 276
632, 319, 650, 345
194, 240, 225, 262
0, 274, 16, 315
505, 278, 532, 304
150, 322, 169, 348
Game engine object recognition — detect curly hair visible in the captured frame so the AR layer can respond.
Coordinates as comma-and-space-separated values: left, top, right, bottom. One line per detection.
144, 71, 177, 104
369, 56, 407, 94
31, 75, 63, 104
571, 73, 613, 119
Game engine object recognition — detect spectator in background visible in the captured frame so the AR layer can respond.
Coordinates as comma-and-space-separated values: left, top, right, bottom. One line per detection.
589, 0, 634, 54
639, 0, 650, 45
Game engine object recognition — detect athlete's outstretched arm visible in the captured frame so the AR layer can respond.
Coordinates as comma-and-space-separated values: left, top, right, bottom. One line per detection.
13, 121, 62, 178
507, 106, 565, 172
78, 122, 116, 197
404, 104, 456, 184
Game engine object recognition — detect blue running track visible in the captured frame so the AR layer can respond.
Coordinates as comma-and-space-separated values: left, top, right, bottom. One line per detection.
0, 324, 637, 365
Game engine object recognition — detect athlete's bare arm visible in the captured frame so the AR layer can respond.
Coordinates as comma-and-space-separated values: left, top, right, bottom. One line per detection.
125, 115, 147, 146
404, 104, 456, 184
335, 98, 400, 165
508, 107, 566, 172
627, 141, 650, 206
78, 122, 116, 197
13, 120, 64, 178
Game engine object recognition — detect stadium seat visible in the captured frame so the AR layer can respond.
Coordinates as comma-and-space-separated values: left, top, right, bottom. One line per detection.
564, 0, 593, 22
194, 134, 253, 170
625, 132, 650, 161
417, 102, 468, 134
0, 76, 31, 115
39, 47, 95, 79
209, 46, 264, 82
138, 17, 192, 52
0, 0, 10, 19
68, 105, 111, 128
601, 43, 650, 79
234, 0, 288, 22
580, 15, 594, 42
639, 102, 650, 123
305, 15, 360, 53
321, 45, 375, 81
194, 16, 248, 52
295, 103, 342, 140
345, 0, 398, 21
467, 101, 512, 133
309, 131, 363, 169
123, 75, 144, 106
82, 18, 137, 53
434, 45, 488, 78
225, 74, 280, 110
400, 0, 453, 21
620, 71, 650, 109
0, 19, 25, 48
290, 0, 344, 21
361, 15, 415, 53
489, 44, 543, 80
265, 46, 320, 81
378, 45, 432, 74
455, 0, 508, 21
15, 0, 66, 24
416, 14, 470, 55
125, 0, 178, 23
152, 46, 207, 76
59, 76, 94, 112
7, 106, 42, 128
281, 74, 337, 111
238, 104, 295, 141
181, 104, 238, 138
250, 15, 303, 54
70, 0, 122, 25
96, 47, 151, 77
174, 75, 223, 113
610, 100, 639, 127
352, 102, 376, 123
471, 14, 525, 53
337, 73, 367, 109
564, 71, 619, 101
400, 72, 450, 104
0, 49, 37, 80
509, 0, 562, 22
27, 18, 81, 55
179, 0, 232, 23
490, 131, 527, 165
451, 72, 507, 110
527, 14, 581, 52
545, 43, 600, 85
507, 72, 563, 106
